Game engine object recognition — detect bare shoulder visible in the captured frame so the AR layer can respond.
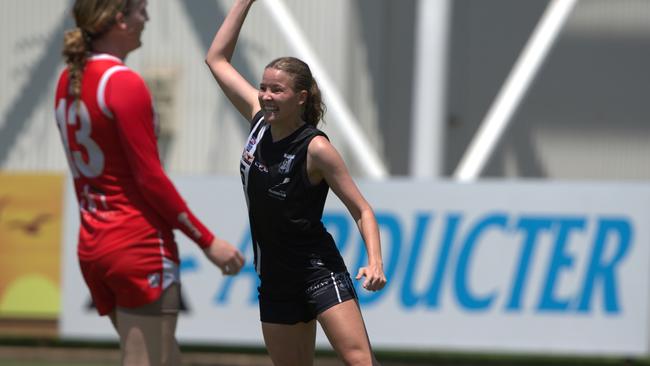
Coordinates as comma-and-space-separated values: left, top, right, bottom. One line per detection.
308, 135, 331, 152
308, 135, 349, 178
308, 135, 338, 164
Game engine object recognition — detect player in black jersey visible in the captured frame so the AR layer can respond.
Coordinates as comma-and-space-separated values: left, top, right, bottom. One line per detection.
206, 0, 387, 365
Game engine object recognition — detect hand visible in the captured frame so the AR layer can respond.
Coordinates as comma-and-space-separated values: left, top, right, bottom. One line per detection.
203, 236, 245, 275
355, 263, 386, 292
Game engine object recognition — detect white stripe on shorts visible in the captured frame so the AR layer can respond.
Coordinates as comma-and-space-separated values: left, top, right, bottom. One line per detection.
331, 273, 342, 303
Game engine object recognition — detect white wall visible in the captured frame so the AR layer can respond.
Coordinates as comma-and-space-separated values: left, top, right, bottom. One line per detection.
0, 0, 386, 176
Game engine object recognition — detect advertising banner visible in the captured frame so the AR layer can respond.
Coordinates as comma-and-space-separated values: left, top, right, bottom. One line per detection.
60, 177, 650, 356
0, 173, 64, 319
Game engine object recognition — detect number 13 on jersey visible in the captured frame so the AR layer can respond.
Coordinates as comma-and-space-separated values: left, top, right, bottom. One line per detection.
55, 99, 105, 178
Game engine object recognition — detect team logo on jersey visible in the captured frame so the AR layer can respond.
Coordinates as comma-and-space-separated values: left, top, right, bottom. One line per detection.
242, 151, 254, 165
147, 273, 161, 288
242, 137, 257, 166
245, 137, 257, 152
255, 161, 269, 173
267, 177, 290, 200
278, 154, 295, 174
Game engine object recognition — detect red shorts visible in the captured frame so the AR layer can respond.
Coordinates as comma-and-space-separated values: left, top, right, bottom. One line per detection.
79, 247, 180, 316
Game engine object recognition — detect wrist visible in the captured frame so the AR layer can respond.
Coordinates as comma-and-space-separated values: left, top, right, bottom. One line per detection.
368, 259, 383, 267
199, 232, 215, 250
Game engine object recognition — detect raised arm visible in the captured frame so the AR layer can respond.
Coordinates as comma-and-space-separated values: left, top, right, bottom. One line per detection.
308, 136, 387, 291
205, 0, 260, 121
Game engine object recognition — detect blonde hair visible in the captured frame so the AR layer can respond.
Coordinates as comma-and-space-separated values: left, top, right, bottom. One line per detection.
62, 0, 130, 99
265, 57, 326, 127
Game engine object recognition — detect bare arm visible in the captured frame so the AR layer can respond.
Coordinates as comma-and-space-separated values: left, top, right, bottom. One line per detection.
308, 136, 387, 291
205, 0, 260, 121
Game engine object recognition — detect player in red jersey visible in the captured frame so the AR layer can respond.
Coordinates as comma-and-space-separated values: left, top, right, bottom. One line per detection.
55, 1, 245, 365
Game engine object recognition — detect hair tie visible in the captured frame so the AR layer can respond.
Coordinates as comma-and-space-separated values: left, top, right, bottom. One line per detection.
81, 28, 93, 44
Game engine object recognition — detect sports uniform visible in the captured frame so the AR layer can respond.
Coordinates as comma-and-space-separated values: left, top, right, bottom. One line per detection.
240, 111, 357, 324
55, 54, 214, 315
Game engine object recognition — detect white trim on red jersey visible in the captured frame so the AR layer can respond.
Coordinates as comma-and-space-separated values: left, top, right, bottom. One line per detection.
97, 65, 129, 119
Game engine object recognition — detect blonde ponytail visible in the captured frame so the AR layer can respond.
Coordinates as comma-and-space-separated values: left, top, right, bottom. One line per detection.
61, 0, 131, 99
62, 27, 89, 99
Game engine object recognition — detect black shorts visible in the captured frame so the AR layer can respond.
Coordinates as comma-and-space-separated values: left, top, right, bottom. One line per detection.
259, 272, 357, 324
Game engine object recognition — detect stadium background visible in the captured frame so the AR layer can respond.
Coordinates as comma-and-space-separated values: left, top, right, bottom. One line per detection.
0, 0, 649, 364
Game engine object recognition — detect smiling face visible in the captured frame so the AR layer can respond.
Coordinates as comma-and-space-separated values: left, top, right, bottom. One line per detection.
122, 0, 149, 52
258, 67, 307, 125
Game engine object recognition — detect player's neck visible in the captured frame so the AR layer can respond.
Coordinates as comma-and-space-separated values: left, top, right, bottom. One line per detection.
270, 119, 305, 142
91, 39, 128, 61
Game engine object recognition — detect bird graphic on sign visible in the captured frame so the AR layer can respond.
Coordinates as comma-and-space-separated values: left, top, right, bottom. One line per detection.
8, 213, 52, 236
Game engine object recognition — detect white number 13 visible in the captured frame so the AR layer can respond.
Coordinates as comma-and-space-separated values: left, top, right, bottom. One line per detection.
55, 99, 105, 178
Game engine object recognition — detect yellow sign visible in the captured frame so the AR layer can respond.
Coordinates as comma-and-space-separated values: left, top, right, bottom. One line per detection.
0, 173, 64, 319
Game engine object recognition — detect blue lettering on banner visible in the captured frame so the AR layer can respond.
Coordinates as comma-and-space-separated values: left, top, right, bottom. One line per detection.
506, 217, 554, 311
180, 256, 199, 272
455, 213, 508, 310
538, 217, 586, 311
212, 211, 633, 315
578, 218, 631, 313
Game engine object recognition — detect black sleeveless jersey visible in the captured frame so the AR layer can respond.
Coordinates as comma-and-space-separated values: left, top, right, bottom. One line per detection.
239, 112, 347, 296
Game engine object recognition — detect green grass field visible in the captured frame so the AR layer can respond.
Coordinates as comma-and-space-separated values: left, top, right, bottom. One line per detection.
1, 336, 649, 366
1, 342, 650, 366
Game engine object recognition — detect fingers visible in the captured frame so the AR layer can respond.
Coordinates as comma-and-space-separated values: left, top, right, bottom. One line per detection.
364, 279, 386, 291
235, 250, 245, 266
221, 249, 245, 276
364, 277, 386, 292
355, 268, 364, 280
221, 262, 238, 275
206, 237, 246, 276
356, 267, 387, 292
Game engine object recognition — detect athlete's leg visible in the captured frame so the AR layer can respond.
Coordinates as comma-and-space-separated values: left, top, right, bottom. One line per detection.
115, 283, 181, 366
261, 320, 317, 366
109, 310, 118, 330
317, 300, 379, 366
116, 310, 180, 366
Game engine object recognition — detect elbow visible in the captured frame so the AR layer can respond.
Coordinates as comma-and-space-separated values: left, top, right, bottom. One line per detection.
359, 205, 376, 221
204, 57, 214, 69
204, 56, 224, 74
205, 51, 218, 67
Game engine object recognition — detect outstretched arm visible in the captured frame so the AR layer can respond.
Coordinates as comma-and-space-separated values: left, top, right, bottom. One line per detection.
308, 136, 387, 291
205, 0, 260, 121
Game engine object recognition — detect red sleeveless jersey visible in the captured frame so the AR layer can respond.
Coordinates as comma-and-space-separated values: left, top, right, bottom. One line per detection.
55, 54, 213, 263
